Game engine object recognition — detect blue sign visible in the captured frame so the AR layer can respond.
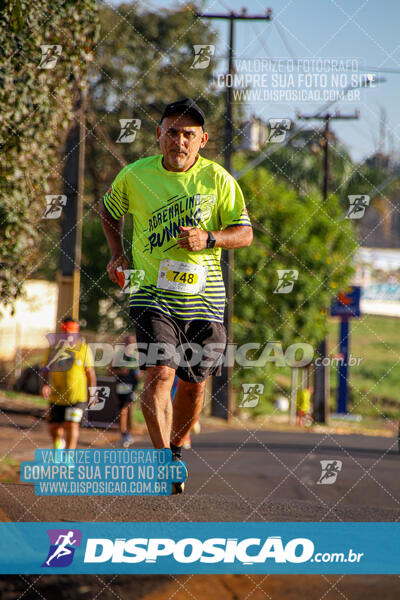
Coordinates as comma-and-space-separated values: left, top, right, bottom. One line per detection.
1, 522, 400, 574
330, 286, 361, 318
337, 319, 349, 413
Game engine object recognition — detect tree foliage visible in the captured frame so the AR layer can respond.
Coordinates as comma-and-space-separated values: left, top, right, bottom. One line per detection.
255, 123, 398, 222
87, 1, 226, 184
0, 0, 99, 308
232, 165, 357, 396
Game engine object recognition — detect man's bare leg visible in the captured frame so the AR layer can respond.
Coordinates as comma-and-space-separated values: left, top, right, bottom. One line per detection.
141, 365, 176, 449
171, 378, 206, 447
49, 423, 64, 447
120, 404, 130, 433
64, 421, 80, 449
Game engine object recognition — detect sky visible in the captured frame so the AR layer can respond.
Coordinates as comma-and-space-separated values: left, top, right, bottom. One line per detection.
106, 0, 400, 163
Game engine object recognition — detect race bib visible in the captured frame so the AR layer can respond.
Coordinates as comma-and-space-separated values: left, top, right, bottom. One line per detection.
65, 407, 83, 423
157, 260, 208, 295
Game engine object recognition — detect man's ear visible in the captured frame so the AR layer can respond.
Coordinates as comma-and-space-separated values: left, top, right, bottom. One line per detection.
156, 125, 161, 141
200, 131, 208, 149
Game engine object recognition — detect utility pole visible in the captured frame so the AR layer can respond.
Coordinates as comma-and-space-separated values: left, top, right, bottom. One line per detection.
297, 110, 359, 422
56, 89, 86, 326
196, 8, 273, 420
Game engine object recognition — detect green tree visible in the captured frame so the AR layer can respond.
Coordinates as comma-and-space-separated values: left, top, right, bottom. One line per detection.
252, 124, 355, 200
86, 1, 226, 187
232, 166, 357, 401
250, 123, 399, 229
0, 0, 99, 309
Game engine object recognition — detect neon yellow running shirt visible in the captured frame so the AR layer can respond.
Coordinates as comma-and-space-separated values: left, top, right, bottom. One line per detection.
103, 154, 251, 322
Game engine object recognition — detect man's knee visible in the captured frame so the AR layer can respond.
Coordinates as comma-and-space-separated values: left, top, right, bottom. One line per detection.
145, 365, 175, 387
50, 423, 63, 435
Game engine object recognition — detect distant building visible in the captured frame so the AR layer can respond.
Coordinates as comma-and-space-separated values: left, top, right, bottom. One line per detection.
359, 192, 400, 249
0, 280, 58, 362
366, 152, 391, 171
240, 115, 267, 152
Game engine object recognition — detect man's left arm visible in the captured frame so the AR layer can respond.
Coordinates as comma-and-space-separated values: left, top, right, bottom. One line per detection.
84, 344, 97, 406
85, 366, 97, 388
178, 225, 253, 250
178, 171, 253, 250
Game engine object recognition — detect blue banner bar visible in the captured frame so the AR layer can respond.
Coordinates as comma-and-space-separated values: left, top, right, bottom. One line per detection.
0, 522, 399, 574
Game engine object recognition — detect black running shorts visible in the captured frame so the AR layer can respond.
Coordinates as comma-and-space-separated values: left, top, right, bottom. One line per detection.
130, 308, 227, 383
48, 402, 87, 424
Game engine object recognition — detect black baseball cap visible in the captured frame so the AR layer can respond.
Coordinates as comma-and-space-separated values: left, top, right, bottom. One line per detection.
160, 98, 205, 128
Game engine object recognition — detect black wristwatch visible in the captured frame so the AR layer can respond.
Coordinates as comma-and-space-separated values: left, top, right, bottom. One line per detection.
206, 231, 216, 249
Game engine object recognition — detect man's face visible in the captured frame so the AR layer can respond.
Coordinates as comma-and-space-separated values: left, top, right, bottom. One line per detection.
157, 114, 208, 172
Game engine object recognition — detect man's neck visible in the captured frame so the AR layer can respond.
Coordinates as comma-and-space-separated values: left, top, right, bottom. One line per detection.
162, 155, 198, 172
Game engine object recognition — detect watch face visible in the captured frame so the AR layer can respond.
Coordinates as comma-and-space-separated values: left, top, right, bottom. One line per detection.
207, 232, 216, 248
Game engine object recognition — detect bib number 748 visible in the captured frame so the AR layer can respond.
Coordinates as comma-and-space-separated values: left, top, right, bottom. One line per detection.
167, 270, 198, 284
157, 259, 208, 295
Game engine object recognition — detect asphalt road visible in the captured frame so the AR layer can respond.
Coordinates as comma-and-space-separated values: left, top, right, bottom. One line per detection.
185, 428, 400, 514
1, 421, 399, 521
1, 417, 400, 599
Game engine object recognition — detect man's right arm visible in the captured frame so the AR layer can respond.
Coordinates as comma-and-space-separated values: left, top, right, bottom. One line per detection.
100, 202, 130, 284
40, 349, 51, 399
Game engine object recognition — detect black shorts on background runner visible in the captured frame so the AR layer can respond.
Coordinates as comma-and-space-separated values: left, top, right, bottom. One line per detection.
115, 370, 139, 408
130, 308, 226, 383
48, 402, 87, 424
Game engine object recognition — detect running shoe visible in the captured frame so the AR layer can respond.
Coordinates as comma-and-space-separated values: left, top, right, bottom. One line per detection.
121, 432, 134, 448
171, 454, 187, 495
192, 421, 201, 435
182, 434, 191, 450
171, 481, 185, 494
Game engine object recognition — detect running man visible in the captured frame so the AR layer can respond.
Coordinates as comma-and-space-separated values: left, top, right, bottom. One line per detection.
41, 317, 96, 450
101, 98, 252, 491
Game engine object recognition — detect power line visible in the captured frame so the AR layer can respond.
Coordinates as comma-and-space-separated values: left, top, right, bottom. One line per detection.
206, 57, 400, 75
297, 110, 359, 422
273, 20, 296, 59
195, 8, 273, 420
236, 76, 386, 180
251, 22, 273, 58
